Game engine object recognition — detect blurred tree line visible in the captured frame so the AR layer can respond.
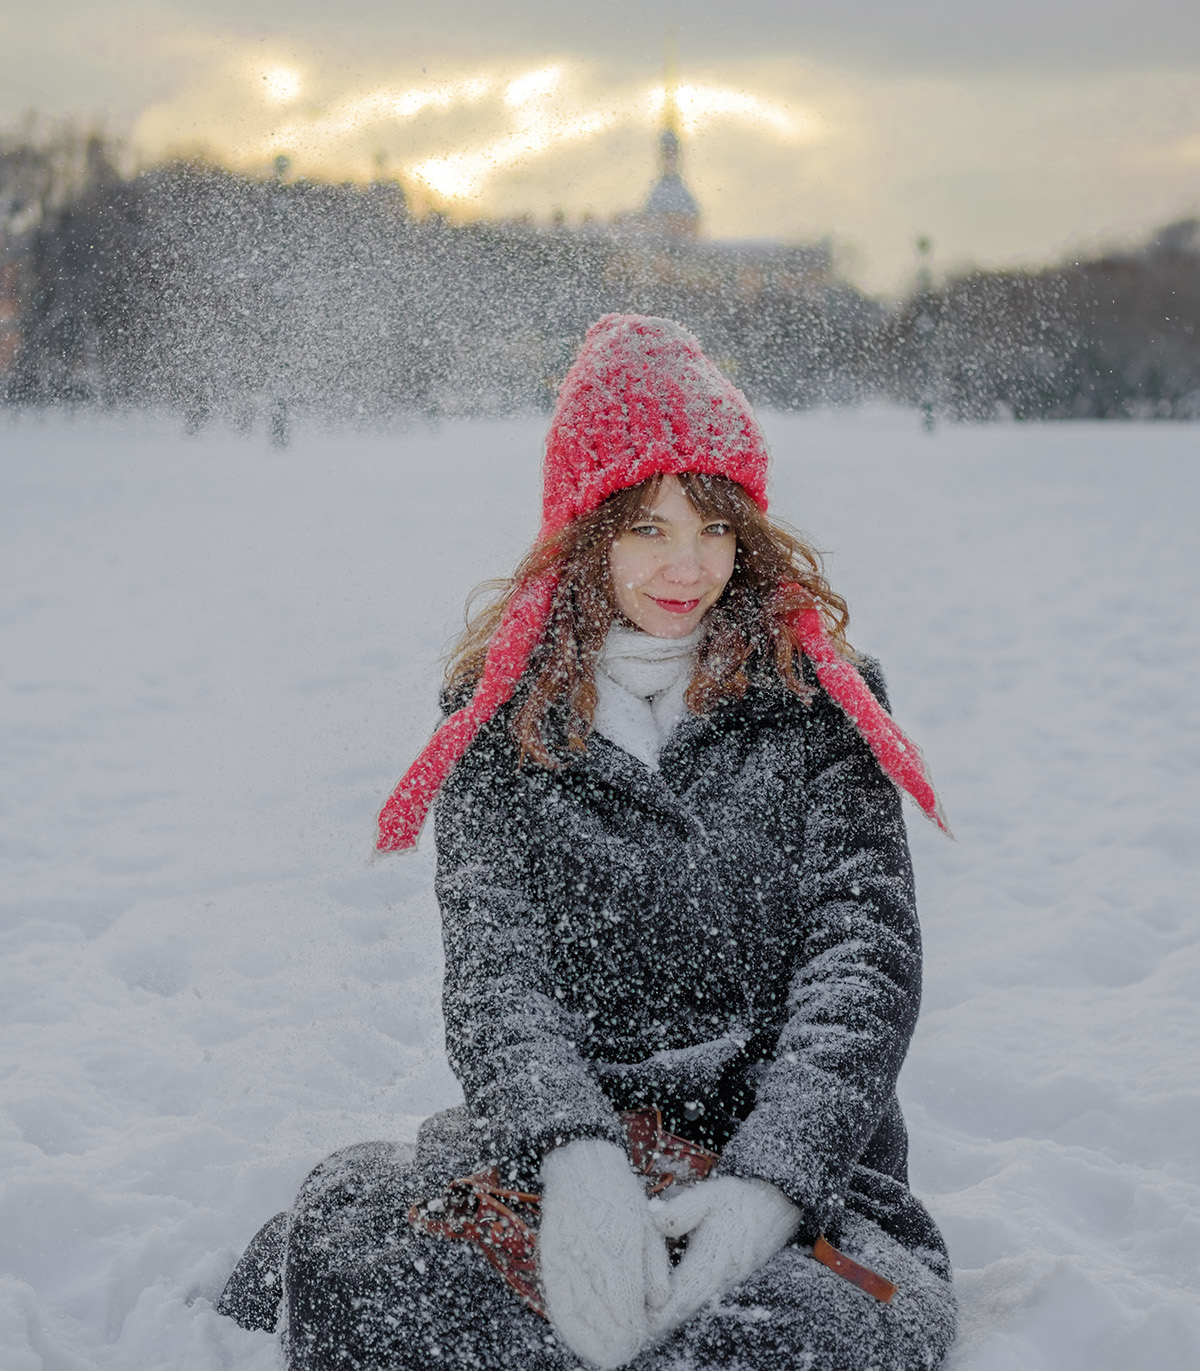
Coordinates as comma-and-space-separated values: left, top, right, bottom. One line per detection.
1, 125, 1197, 428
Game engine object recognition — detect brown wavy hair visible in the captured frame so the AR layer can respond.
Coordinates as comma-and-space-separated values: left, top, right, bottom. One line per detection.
445, 473, 853, 768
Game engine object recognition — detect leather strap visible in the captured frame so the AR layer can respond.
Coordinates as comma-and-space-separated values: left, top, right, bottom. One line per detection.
408, 1110, 898, 1312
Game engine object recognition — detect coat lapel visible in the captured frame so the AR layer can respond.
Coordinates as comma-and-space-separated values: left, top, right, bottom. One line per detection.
560, 678, 802, 830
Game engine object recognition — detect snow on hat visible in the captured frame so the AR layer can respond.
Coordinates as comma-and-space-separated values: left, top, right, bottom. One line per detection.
540, 313, 769, 537
376, 314, 945, 851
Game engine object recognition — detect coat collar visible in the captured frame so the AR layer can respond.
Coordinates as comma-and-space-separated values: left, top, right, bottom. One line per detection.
556, 669, 802, 807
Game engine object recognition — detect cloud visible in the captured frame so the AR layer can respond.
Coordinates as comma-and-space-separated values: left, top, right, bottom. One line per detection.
6, 5, 1200, 293
131, 49, 817, 201
160, 0, 1200, 74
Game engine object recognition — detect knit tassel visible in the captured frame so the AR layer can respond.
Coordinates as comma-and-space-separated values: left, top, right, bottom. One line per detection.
789, 604, 949, 834
376, 572, 560, 852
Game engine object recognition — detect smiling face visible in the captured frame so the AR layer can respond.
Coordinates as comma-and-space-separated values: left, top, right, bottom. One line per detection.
608, 475, 738, 638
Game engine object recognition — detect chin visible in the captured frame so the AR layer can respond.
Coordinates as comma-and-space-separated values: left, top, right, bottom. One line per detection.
636, 608, 708, 638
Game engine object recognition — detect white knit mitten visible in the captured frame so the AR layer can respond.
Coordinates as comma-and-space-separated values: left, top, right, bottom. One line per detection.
647, 1175, 801, 1338
539, 1138, 670, 1368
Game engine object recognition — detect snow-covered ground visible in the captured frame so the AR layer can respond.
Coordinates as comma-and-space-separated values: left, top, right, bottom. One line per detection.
2, 407, 1197, 1370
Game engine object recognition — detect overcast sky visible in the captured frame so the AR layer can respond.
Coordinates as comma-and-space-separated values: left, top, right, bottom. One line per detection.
3, 1, 1198, 292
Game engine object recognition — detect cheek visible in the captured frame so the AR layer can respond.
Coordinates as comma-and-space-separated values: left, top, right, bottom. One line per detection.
707, 542, 737, 593
608, 546, 634, 619
609, 541, 654, 593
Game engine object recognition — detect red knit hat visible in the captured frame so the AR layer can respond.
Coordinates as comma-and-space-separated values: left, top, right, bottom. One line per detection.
540, 314, 769, 538
376, 314, 945, 851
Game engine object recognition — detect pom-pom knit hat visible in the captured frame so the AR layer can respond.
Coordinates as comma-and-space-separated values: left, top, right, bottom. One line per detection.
376, 314, 945, 851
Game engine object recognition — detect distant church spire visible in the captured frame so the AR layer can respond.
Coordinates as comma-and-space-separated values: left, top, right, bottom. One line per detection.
663, 24, 681, 141
641, 27, 699, 238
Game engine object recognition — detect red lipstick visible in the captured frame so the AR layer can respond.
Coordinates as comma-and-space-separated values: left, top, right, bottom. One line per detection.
651, 598, 701, 614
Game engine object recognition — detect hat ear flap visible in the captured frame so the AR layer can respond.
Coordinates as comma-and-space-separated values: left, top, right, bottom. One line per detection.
376, 571, 559, 851
788, 601, 948, 834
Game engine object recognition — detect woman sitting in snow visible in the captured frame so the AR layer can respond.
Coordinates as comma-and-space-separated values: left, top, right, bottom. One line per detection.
219, 314, 957, 1370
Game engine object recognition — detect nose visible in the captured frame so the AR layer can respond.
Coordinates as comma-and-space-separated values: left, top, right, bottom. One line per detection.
663, 543, 703, 585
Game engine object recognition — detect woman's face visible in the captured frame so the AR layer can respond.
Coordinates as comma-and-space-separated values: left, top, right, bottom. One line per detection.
608, 475, 737, 638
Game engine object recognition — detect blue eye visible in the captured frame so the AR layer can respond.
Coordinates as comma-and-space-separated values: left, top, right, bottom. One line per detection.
705, 522, 733, 536
629, 523, 662, 537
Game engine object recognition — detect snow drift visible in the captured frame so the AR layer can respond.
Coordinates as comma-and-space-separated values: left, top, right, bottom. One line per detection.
1, 407, 1197, 1369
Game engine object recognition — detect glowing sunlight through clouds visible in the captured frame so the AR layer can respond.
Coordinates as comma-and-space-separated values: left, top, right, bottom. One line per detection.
120, 41, 1200, 293
133, 52, 816, 209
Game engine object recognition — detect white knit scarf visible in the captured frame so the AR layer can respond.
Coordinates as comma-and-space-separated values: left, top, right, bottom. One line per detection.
592, 624, 702, 770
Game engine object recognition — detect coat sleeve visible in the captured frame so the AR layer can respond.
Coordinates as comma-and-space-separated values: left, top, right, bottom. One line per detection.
716, 658, 922, 1242
433, 724, 626, 1176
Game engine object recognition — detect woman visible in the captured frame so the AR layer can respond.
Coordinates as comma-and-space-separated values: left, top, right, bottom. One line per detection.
219, 314, 956, 1370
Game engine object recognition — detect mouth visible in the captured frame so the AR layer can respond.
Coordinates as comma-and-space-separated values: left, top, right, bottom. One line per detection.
650, 597, 702, 614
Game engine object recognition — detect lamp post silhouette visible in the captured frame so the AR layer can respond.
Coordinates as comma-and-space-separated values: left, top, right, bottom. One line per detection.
914, 236, 937, 432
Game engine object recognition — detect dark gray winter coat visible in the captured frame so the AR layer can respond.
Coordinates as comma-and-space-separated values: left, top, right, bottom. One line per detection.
433, 653, 948, 1268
